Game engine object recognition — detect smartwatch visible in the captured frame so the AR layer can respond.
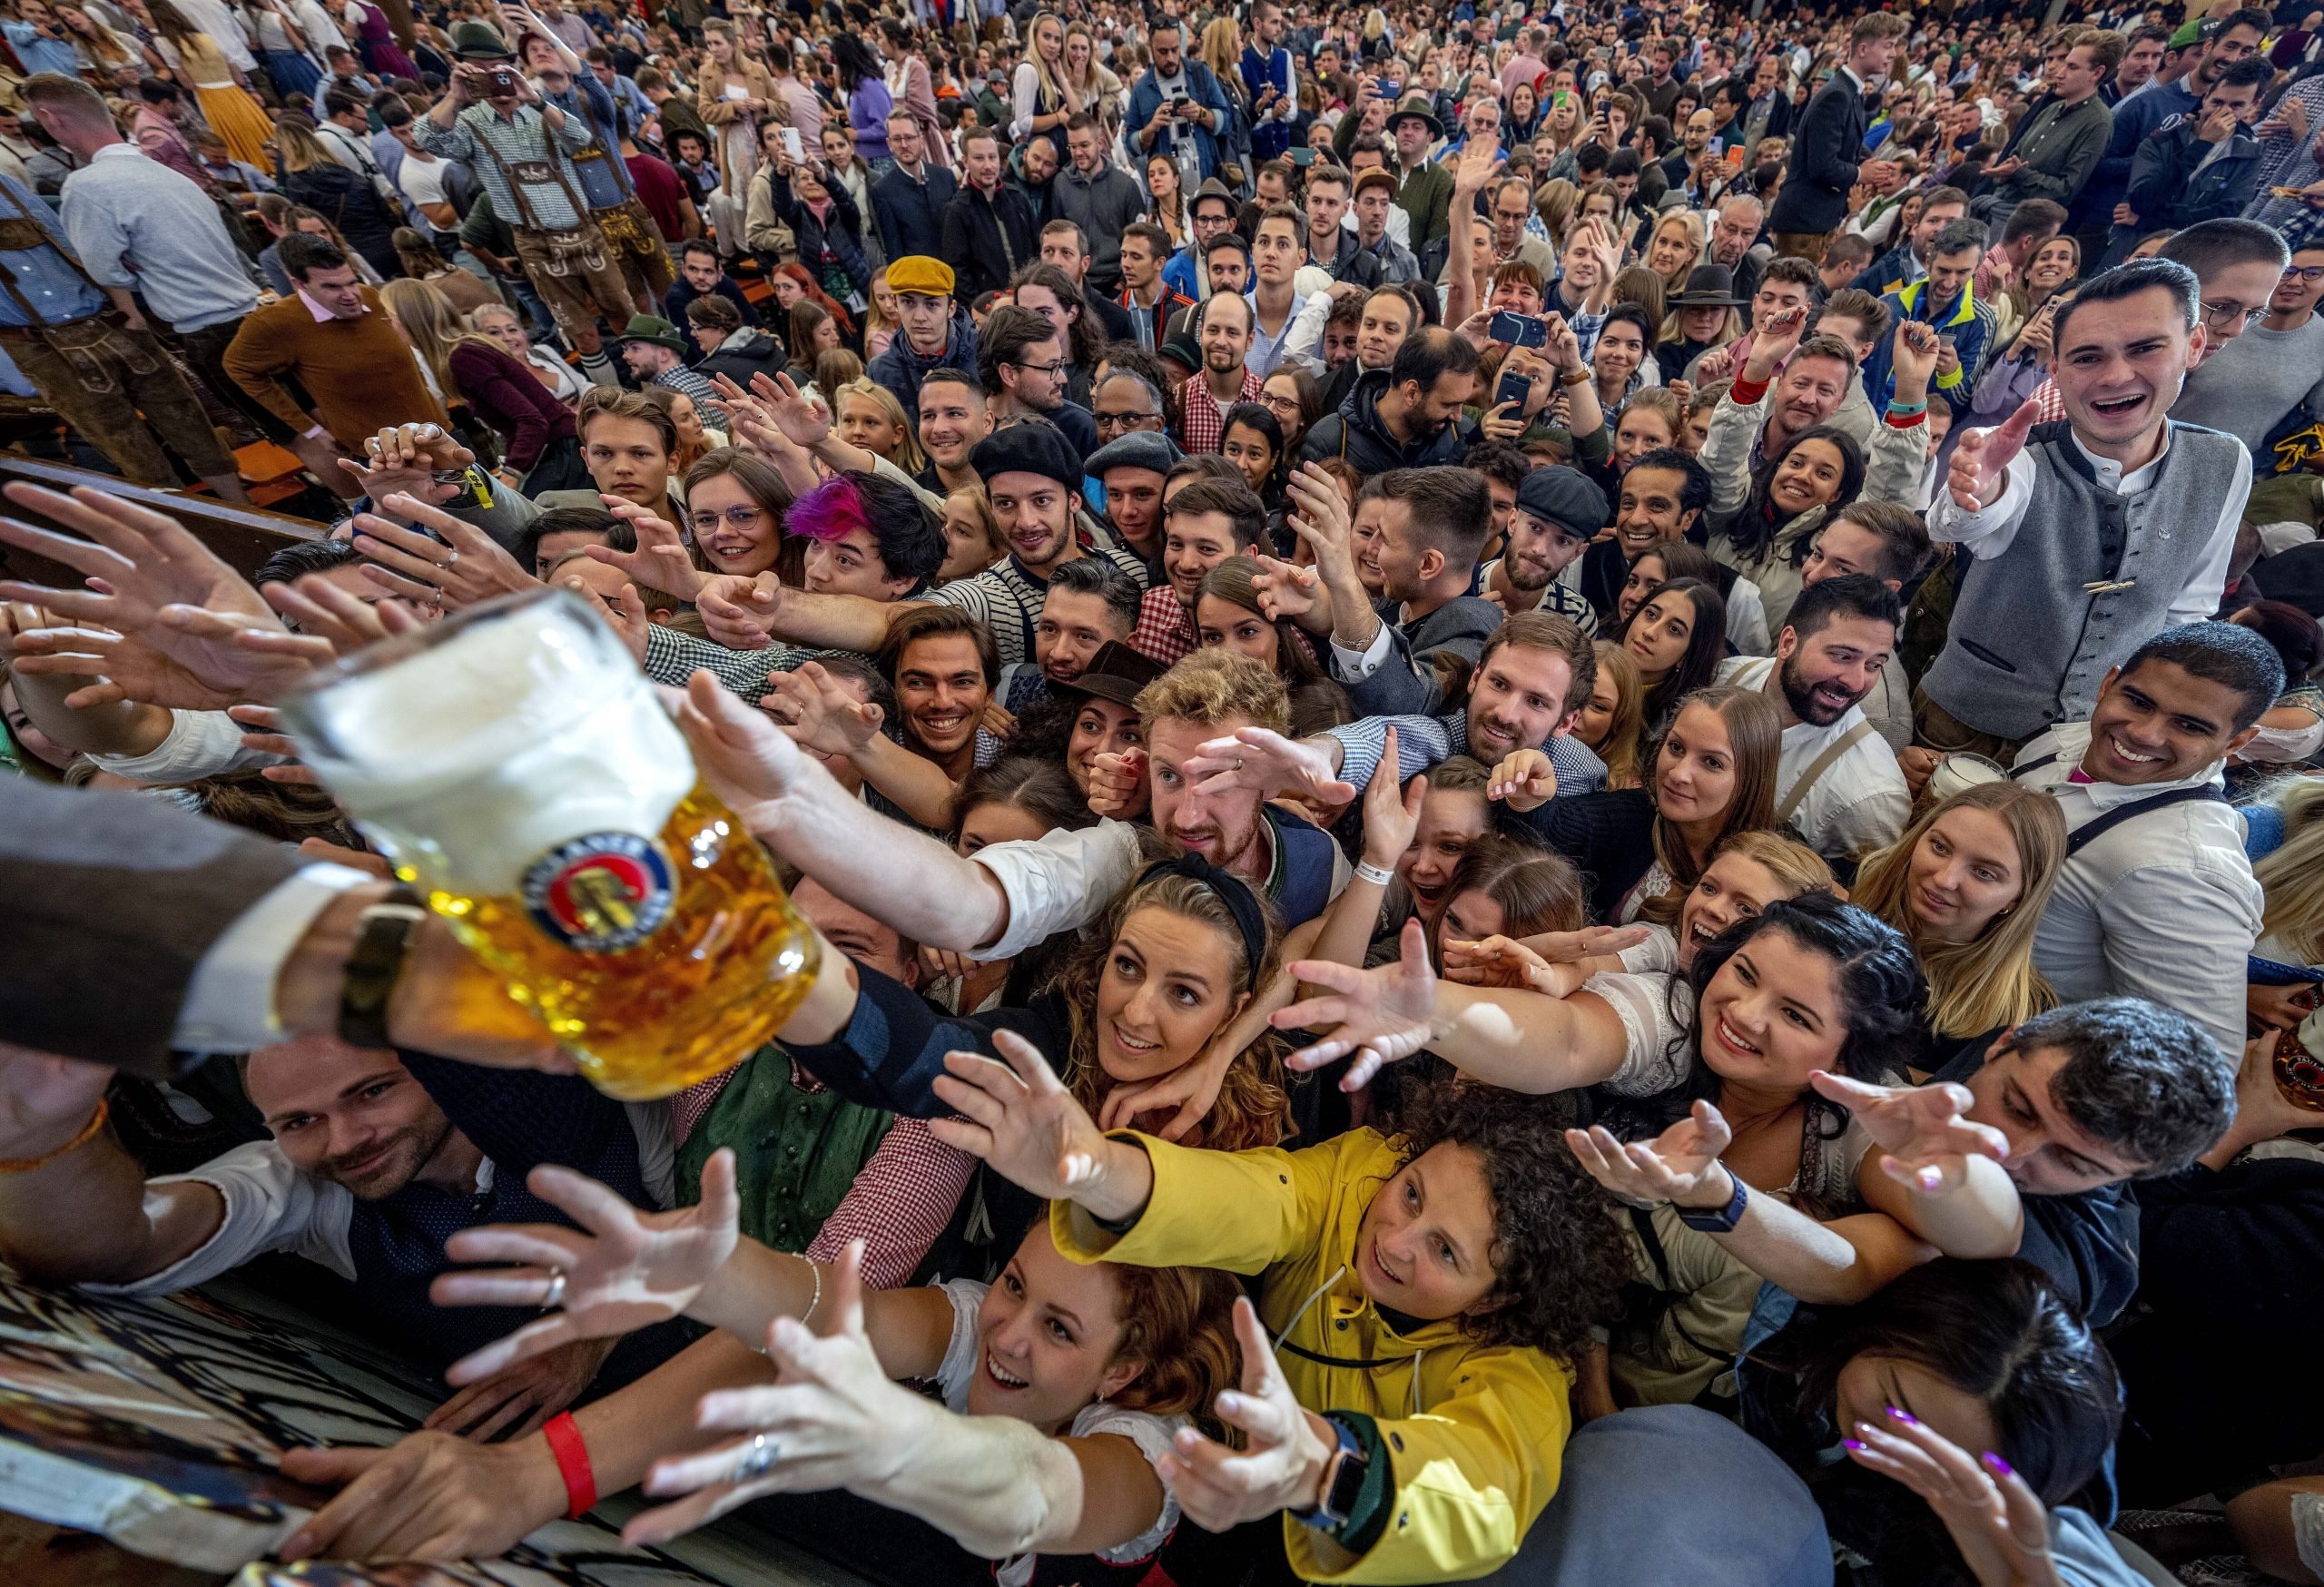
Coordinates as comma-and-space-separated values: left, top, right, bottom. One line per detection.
1298, 1415, 1368, 1532
338, 887, 428, 1050
1676, 1169, 1750, 1235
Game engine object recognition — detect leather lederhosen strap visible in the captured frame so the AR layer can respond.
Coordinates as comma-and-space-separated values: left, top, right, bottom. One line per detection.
470, 126, 610, 276
2010, 753, 2228, 857
1777, 719, 1876, 824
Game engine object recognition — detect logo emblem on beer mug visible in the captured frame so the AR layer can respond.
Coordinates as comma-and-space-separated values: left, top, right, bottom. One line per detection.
523, 832, 676, 951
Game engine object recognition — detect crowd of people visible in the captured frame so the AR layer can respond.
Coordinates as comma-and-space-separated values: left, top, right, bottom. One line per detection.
0, 0, 2322, 1583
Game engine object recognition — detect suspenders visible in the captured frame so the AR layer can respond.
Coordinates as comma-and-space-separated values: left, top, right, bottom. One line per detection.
2010, 754, 2226, 857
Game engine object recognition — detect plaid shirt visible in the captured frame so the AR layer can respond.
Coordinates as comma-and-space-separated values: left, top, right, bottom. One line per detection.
1178, 366, 1264, 455
415, 103, 597, 232
1128, 585, 1198, 665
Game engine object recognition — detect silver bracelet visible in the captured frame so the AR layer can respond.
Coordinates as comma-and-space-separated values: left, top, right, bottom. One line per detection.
1353, 860, 1395, 888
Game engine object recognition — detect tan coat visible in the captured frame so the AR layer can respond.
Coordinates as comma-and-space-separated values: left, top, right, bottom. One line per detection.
695, 58, 780, 127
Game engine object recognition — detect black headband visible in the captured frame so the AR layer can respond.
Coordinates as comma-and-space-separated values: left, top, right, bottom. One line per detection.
1137, 853, 1268, 994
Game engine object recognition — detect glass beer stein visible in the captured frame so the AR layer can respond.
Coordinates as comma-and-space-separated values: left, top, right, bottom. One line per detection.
279, 587, 820, 1099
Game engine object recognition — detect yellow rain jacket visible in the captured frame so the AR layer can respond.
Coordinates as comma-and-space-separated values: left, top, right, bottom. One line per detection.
1051, 1128, 1572, 1583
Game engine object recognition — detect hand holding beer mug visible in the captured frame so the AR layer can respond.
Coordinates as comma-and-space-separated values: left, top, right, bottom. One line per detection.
279, 589, 821, 1099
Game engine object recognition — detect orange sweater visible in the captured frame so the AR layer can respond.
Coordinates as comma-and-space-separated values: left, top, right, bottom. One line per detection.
222, 288, 447, 448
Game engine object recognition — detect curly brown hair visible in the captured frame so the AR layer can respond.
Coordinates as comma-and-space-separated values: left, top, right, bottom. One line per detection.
1392, 1083, 1628, 1365
1043, 865, 1292, 1152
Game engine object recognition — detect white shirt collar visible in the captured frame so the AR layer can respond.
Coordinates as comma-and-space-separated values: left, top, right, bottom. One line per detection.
296, 285, 367, 323
2067, 423, 2171, 495
2017, 721, 2226, 809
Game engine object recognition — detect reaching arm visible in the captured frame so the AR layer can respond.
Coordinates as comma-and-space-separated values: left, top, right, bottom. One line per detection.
0, 1051, 224, 1286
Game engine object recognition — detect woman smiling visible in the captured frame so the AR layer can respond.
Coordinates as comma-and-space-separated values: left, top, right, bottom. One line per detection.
1851, 782, 2066, 1071
1617, 576, 1728, 727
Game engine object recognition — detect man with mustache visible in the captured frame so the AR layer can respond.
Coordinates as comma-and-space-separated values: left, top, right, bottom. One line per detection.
1715, 575, 1912, 865
1479, 464, 1605, 636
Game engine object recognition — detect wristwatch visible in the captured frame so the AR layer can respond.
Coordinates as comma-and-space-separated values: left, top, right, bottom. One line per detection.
1298, 1414, 1368, 1532
1676, 1168, 1750, 1235
338, 887, 428, 1050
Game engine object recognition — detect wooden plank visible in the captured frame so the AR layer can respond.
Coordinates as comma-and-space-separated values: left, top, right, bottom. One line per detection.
0, 457, 326, 591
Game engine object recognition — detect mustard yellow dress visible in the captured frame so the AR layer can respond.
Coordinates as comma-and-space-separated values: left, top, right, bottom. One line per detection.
177, 31, 275, 175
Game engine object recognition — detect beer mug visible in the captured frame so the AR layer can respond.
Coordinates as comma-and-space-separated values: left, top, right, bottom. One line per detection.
1925, 752, 2006, 803
279, 587, 821, 1099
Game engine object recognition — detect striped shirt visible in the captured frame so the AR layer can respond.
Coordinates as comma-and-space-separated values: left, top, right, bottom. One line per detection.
1329, 710, 1609, 796
931, 544, 1150, 668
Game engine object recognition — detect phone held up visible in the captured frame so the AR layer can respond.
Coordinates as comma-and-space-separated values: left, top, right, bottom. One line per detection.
1489, 310, 1550, 349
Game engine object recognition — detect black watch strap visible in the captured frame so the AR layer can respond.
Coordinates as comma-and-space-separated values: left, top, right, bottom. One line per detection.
1675, 1171, 1750, 1235
338, 887, 428, 1051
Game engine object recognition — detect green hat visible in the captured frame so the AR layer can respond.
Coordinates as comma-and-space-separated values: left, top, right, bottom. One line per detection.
618, 314, 689, 355
450, 20, 516, 61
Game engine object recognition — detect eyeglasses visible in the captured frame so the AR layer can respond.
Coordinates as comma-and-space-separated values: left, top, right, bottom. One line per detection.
2285, 265, 2324, 284
1013, 359, 1069, 378
2200, 301, 2269, 330
1095, 409, 1161, 431
689, 505, 768, 534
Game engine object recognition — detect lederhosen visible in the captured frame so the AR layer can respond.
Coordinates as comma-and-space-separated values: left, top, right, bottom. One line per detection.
0, 187, 231, 479
566, 90, 673, 300
470, 127, 633, 339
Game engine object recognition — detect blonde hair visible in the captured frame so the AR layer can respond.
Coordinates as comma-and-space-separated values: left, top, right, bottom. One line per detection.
1586, 640, 1646, 789
1028, 9, 1073, 109
1707, 829, 1837, 900
1198, 15, 1241, 83
1533, 178, 1578, 247
1133, 647, 1291, 737
1644, 210, 1707, 291
1047, 866, 1290, 1152
835, 377, 927, 474
1853, 782, 2065, 1039
2255, 779, 2324, 964
270, 117, 338, 177
379, 278, 494, 411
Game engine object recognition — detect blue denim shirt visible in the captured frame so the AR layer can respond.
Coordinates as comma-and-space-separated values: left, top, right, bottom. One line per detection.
0, 173, 107, 329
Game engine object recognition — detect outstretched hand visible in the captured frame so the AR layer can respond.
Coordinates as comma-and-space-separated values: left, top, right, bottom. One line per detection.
1946, 400, 2038, 513
1565, 1101, 1734, 1209
1809, 1070, 2008, 1196
1275, 916, 1439, 1089
1846, 1411, 2065, 1587
430, 1148, 745, 1385
1158, 1297, 1334, 1532
1185, 724, 1356, 806
928, 1029, 1120, 1202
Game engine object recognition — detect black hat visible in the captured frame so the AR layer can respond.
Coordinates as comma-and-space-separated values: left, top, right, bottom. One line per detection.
1156, 333, 1203, 372
1086, 429, 1182, 478
1667, 263, 1744, 308
970, 419, 1082, 491
1516, 466, 1610, 540
1058, 640, 1167, 708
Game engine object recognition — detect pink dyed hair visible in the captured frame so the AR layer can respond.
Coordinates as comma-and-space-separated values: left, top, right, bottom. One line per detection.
783, 473, 871, 545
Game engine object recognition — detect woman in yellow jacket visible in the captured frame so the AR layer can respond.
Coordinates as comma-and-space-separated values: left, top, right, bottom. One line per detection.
931, 1031, 1630, 1584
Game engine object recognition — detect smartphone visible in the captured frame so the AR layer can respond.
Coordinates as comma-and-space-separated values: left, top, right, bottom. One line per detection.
1378, 82, 1401, 99
487, 65, 518, 94
1289, 145, 1315, 166
1489, 310, 1549, 348
1552, 90, 1571, 111
780, 126, 803, 161
1494, 368, 1534, 411
1707, 135, 1724, 157
1726, 144, 1745, 165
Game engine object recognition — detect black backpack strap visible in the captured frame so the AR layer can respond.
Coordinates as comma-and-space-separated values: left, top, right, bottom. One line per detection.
2063, 785, 2224, 858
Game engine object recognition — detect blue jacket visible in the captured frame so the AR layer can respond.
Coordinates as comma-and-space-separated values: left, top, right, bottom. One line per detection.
1240, 44, 1295, 162
870, 161, 958, 264
1859, 279, 1994, 416
867, 308, 978, 418
1125, 62, 1235, 182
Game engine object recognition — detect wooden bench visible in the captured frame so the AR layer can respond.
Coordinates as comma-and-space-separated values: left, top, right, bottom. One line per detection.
0, 456, 326, 592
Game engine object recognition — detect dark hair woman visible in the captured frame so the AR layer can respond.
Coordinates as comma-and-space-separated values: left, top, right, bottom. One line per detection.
1615, 576, 1729, 728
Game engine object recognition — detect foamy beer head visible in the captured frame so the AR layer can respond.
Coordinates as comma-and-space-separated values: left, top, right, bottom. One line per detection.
284, 589, 692, 896
280, 588, 821, 1099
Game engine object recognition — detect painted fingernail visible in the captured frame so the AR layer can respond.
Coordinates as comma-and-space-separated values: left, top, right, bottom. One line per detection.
1844, 1440, 1866, 1453
1982, 1452, 2013, 1476
1917, 1166, 1944, 1190
1886, 1406, 1917, 1424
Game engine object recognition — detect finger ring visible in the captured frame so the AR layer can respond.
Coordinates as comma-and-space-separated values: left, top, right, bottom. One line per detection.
732, 1433, 778, 1482
542, 1269, 566, 1309
446, 550, 459, 568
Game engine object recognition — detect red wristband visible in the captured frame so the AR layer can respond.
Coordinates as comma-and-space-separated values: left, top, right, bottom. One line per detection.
543, 1412, 596, 1519
1731, 374, 1772, 405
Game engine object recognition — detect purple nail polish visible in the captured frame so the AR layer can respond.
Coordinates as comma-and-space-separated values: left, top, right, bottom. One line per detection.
1886, 1406, 1917, 1424
1844, 1439, 1866, 1452
1983, 1452, 2013, 1476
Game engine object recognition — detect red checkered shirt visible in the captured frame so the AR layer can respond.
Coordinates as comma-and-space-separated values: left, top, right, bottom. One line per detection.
1129, 585, 1198, 665
1178, 366, 1264, 455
